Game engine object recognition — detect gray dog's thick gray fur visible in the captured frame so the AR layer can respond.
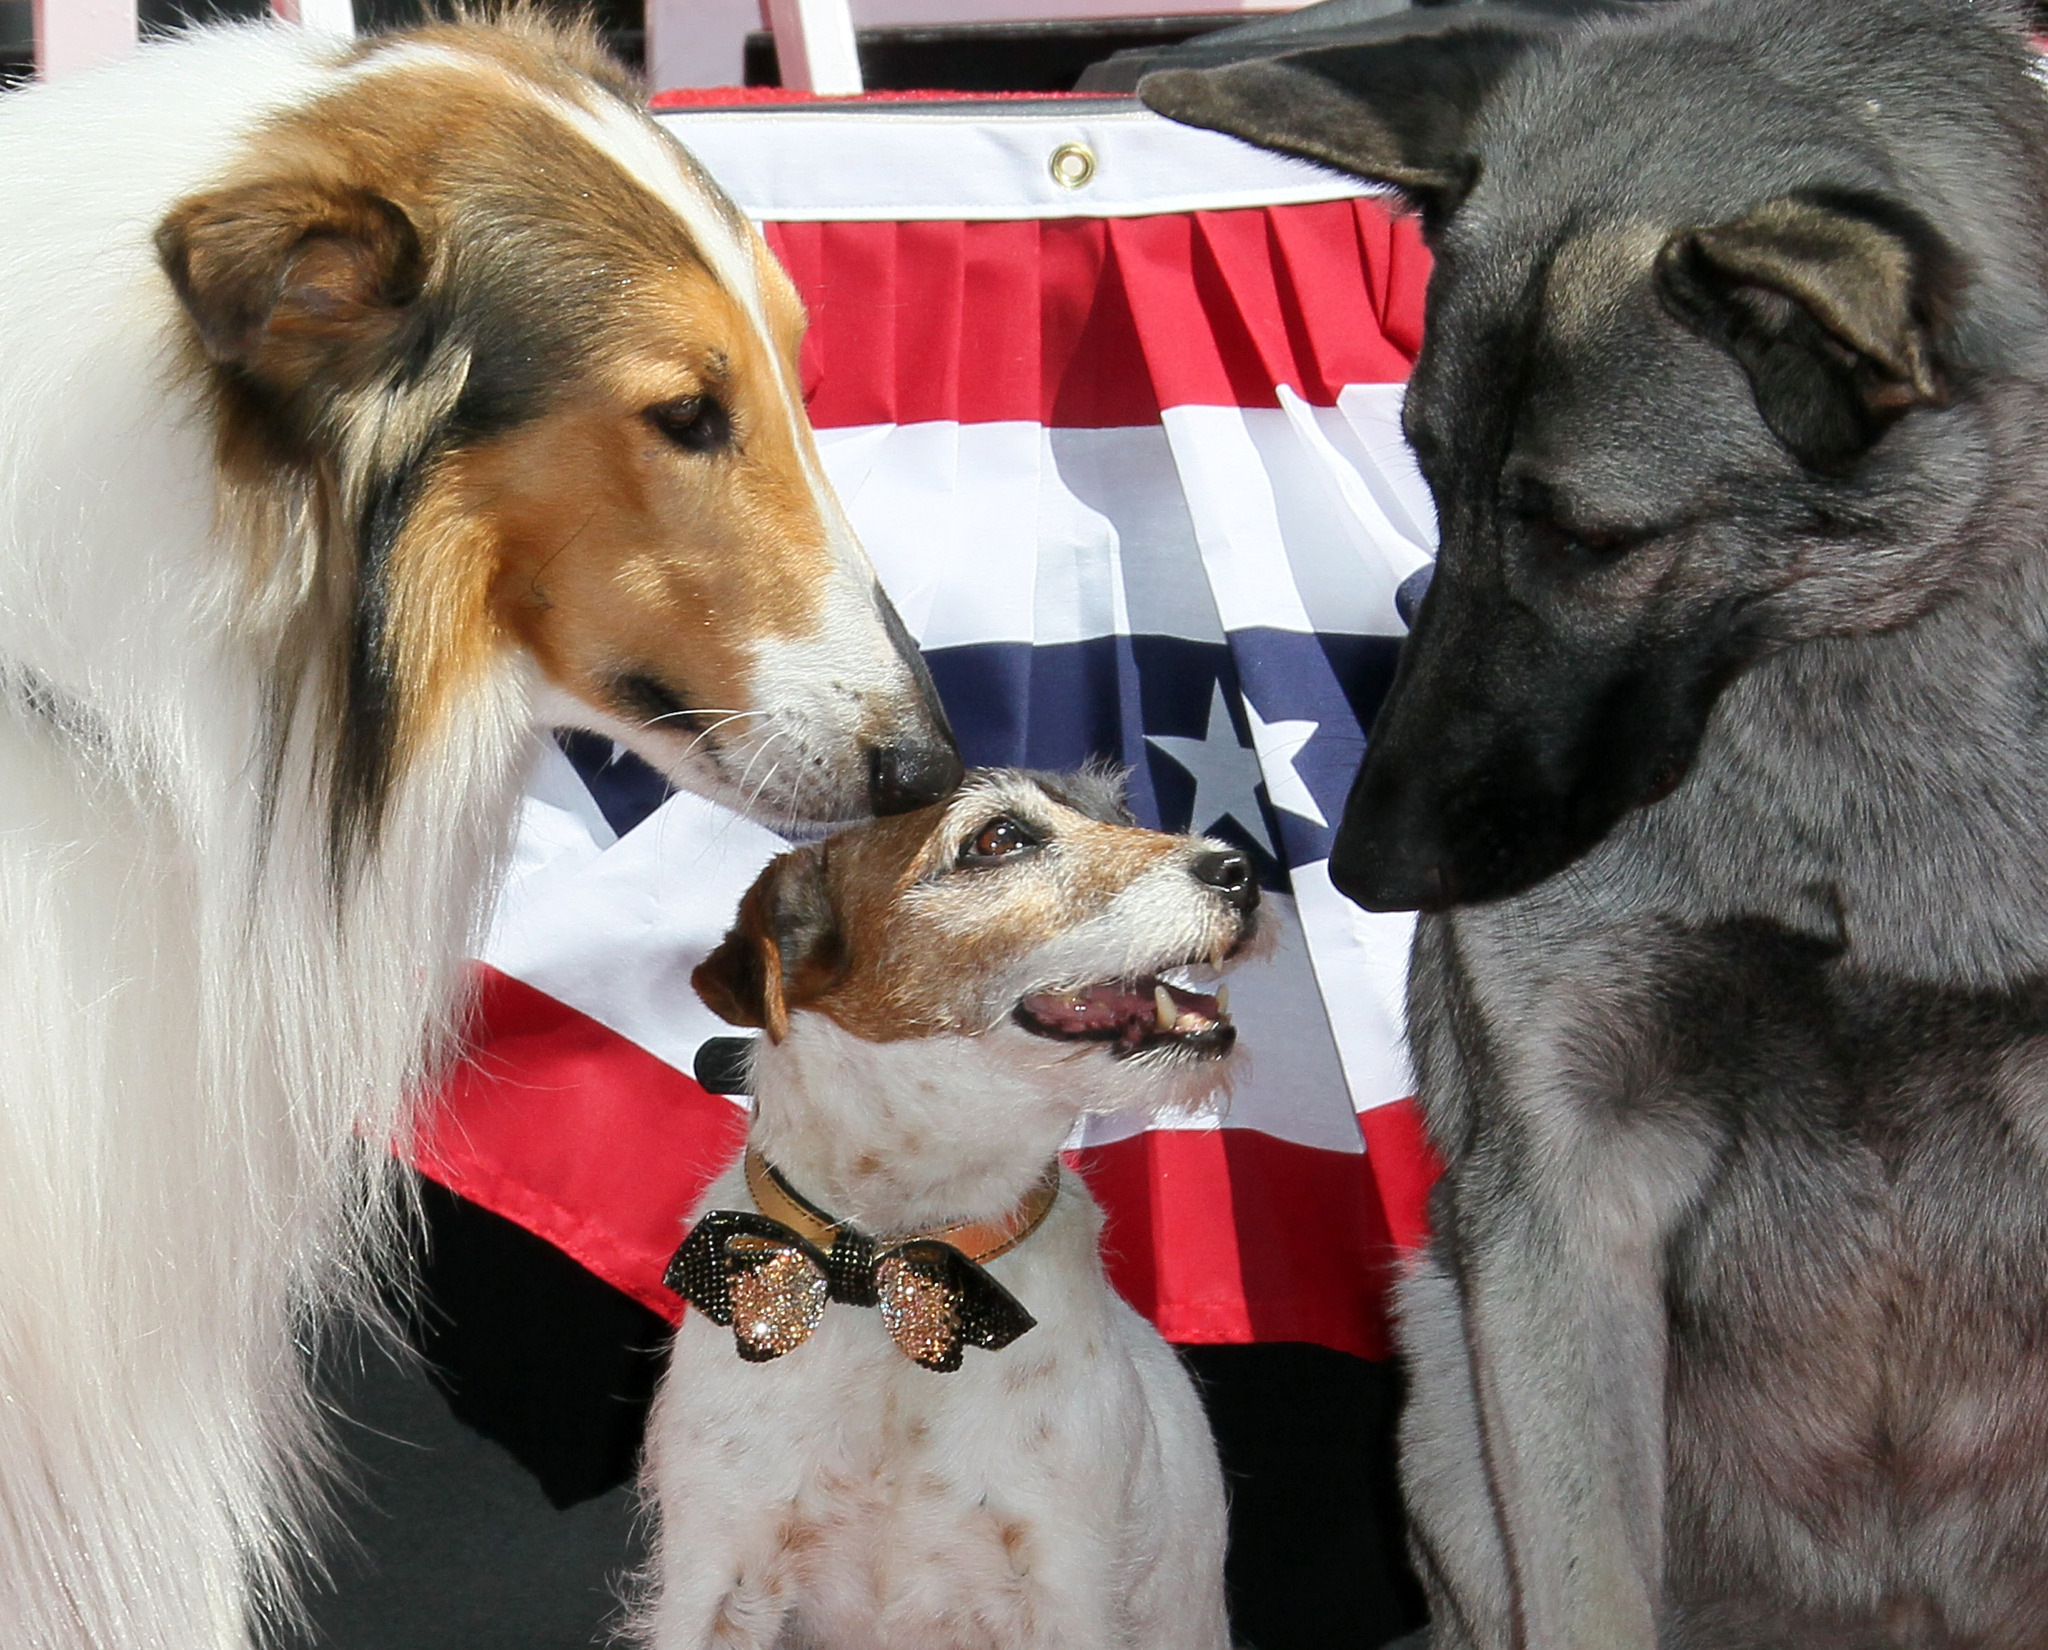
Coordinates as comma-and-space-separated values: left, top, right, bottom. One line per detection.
1145, 1, 2048, 1646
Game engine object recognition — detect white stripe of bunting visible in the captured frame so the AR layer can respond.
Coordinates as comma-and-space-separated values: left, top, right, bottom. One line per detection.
819, 408, 1431, 647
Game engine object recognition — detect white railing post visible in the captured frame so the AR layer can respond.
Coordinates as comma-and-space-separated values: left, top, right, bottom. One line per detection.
766, 0, 861, 93
271, 0, 355, 37
32, 0, 138, 79
647, 0, 761, 92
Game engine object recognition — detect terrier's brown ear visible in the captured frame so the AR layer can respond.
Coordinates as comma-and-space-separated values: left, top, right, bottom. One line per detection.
692, 846, 848, 1043
155, 177, 425, 391
1656, 191, 1961, 472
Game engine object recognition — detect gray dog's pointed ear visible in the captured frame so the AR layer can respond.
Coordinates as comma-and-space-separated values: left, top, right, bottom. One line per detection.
1138, 27, 1541, 226
692, 846, 848, 1043
1656, 192, 1962, 473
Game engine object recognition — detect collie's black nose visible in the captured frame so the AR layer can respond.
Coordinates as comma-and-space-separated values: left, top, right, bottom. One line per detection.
1190, 849, 1259, 910
867, 741, 964, 816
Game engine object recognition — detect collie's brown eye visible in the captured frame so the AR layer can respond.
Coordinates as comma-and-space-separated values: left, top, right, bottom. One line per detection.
644, 395, 732, 454
961, 817, 1038, 865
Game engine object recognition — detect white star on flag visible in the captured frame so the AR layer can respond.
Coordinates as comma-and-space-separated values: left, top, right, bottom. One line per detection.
1146, 681, 1323, 857
1242, 698, 1327, 828
1147, 682, 1272, 855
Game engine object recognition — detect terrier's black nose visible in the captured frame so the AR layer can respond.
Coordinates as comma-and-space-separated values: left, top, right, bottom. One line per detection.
1190, 849, 1259, 910
867, 741, 964, 816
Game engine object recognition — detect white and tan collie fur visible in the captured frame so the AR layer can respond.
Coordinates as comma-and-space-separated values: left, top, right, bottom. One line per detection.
640, 768, 1258, 1650
0, 18, 955, 1649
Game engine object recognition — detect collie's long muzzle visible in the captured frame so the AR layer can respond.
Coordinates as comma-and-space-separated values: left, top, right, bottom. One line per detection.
863, 588, 962, 816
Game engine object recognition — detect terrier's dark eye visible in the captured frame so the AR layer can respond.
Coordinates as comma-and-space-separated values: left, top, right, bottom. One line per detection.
960, 817, 1039, 865
644, 396, 732, 454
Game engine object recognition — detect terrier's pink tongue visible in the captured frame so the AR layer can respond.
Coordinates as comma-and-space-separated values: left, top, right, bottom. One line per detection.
1016, 978, 1222, 1042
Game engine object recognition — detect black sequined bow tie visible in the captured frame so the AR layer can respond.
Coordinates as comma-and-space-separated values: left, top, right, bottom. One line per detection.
663, 1151, 1056, 1373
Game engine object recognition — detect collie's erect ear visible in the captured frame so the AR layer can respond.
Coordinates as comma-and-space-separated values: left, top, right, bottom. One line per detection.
692, 846, 848, 1043
1656, 192, 1961, 473
1138, 24, 1542, 227
155, 177, 425, 390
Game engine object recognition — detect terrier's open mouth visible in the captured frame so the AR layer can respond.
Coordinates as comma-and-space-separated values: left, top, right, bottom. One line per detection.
1012, 973, 1235, 1059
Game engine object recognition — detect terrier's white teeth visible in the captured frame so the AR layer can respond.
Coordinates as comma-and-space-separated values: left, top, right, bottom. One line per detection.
1217, 985, 1231, 1018
1175, 1011, 1210, 1033
1154, 985, 1176, 1033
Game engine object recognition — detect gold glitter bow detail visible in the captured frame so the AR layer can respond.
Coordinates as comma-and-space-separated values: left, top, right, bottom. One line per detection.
663, 1154, 1055, 1373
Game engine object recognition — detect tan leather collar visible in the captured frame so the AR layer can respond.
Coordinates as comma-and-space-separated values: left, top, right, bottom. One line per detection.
743, 1148, 1060, 1267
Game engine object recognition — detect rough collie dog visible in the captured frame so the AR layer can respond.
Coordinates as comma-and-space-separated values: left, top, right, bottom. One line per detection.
638, 767, 1258, 1650
0, 18, 957, 1649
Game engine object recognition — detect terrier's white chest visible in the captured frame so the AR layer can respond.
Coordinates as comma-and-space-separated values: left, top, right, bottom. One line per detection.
639, 1176, 1230, 1650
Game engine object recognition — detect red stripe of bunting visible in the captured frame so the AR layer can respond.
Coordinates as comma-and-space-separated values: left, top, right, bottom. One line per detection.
764, 197, 1428, 430
415, 967, 1439, 1361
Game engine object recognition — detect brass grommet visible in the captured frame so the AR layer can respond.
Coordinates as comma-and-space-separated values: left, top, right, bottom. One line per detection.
1049, 141, 1097, 190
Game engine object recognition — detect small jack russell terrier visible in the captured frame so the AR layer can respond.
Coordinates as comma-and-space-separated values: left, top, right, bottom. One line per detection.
636, 766, 1263, 1650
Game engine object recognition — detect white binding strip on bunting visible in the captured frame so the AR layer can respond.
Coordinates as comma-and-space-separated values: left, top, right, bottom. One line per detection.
655, 104, 1378, 222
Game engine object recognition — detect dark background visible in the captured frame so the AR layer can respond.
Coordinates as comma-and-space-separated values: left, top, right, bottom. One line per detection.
309, 1332, 647, 1650
307, 1321, 1419, 1649
295, 1180, 1423, 1649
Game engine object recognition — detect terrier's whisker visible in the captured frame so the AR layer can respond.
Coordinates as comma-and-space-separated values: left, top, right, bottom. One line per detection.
732, 727, 791, 803
639, 706, 758, 731
675, 710, 771, 764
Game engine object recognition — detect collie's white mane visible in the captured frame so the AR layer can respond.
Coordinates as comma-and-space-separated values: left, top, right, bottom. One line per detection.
0, 27, 532, 1646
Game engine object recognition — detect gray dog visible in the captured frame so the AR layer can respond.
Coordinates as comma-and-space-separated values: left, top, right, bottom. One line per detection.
1143, 2, 2048, 1646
